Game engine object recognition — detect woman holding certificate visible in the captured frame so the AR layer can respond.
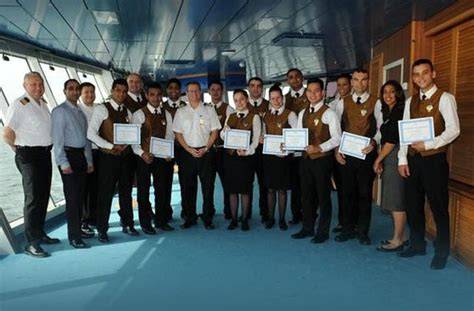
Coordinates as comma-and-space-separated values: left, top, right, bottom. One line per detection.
373, 80, 407, 252
220, 89, 261, 231
261, 83, 297, 230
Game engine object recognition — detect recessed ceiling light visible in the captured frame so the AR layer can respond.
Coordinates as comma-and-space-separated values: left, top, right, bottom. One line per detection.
92, 11, 119, 25
221, 49, 236, 56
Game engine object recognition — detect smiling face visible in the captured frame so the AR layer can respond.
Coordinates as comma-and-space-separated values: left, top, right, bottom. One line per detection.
269, 90, 283, 109
351, 71, 369, 95
166, 82, 181, 101
233, 92, 248, 111
64, 80, 80, 103
305, 82, 325, 104
186, 83, 201, 104
80, 86, 96, 106
412, 63, 436, 92
24, 75, 45, 101
287, 70, 303, 91
127, 74, 142, 94
248, 79, 263, 99
382, 84, 397, 107
146, 87, 163, 107
337, 77, 351, 98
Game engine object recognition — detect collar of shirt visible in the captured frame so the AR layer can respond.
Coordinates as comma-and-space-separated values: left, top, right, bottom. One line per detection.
210, 100, 223, 109
352, 92, 370, 103
25, 93, 45, 106
109, 98, 123, 111
309, 100, 325, 112
65, 100, 81, 110
128, 91, 142, 102
187, 101, 205, 112
420, 84, 438, 100
250, 97, 263, 107
168, 99, 180, 108
236, 109, 249, 117
147, 103, 161, 114
269, 105, 284, 115
291, 86, 305, 98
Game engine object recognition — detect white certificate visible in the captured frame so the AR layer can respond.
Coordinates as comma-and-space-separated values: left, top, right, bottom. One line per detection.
339, 131, 371, 160
150, 137, 174, 159
224, 129, 251, 150
263, 135, 288, 156
113, 123, 141, 145
282, 128, 308, 151
398, 117, 435, 146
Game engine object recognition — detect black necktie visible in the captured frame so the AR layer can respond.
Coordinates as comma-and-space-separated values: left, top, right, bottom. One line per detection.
118, 105, 123, 112
238, 113, 245, 118
295, 92, 300, 98
310, 107, 315, 114
254, 101, 258, 107
422, 94, 427, 101
356, 97, 362, 104
272, 110, 277, 115
154, 108, 158, 115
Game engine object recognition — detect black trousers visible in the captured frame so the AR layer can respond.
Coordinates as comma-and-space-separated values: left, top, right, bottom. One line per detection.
341, 151, 376, 236
59, 149, 87, 240
332, 157, 344, 225
14, 146, 52, 243
82, 149, 99, 226
96, 150, 135, 233
215, 147, 230, 217
180, 149, 215, 223
136, 156, 174, 227
406, 153, 450, 257
290, 156, 303, 220
300, 156, 333, 235
174, 144, 185, 220
249, 144, 267, 218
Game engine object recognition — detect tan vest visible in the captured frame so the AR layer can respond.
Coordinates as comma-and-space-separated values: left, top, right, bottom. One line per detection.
263, 108, 291, 135
99, 102, 130, 155
124, 94, 146, 113
285, 92, 310, 114
226, 112, 255, 155
408, 89, 447, 157
140, 107, 167, 153
342, 95, 378, 137
248, 99, 269, 117
163, 100, 186, 118
303, 105, 332, 159
214, 102, 229, 146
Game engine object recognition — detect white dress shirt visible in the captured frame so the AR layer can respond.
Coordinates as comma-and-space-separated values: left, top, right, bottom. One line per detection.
290, 86, 306, 98
78, 101, 98, 149
128, 91, 143, 103
397, 85, 460, 165
172, 102, 221, 148
87, 99, 133, 150
297, 100, 342, 152
249, 97, 265, 109
5, 93, 52, 146
131, 103, 174, 157
220, 109, 261, 156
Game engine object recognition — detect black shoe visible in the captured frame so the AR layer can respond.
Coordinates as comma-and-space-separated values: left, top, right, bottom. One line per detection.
81, 223, 95, 235
227, 220, 238, 230
69, 239, 89, 249
430, 255, 448, 270
279, 220, 288, 231
158, 223, 175, 231
142, 226, 156, 235
311, 234, 329, 244
358, 234, 371, 245
265, 219, 275, 229
291, 230, 314, 239
122, 226, 139, 236
241, 220, 250, 231
376, 243, 404, 252
180, 220, 197, 229
40, 236, 60, 244
332, 224, 343, 233
289, 217, 301, 225
81, 231, 95, 239
204, 222, 215, 230
24, 244, 50, 258
398, 247, 426, 258
335, 231, 356, 242
98, 232, 109, 243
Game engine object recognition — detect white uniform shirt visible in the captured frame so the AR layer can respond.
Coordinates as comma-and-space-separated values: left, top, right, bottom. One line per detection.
397, 85, 460, 165
220, 109, 261, 156
78, 101, 98, 149
131, 103, 174, 157
128, 91, 143, 103
172, 102, 221, 148
297, 100, 341, 152
5, 93, 52, 146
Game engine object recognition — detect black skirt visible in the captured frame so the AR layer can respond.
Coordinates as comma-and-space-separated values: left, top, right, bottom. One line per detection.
263, 154, 291, 190
223, 151, 255, 194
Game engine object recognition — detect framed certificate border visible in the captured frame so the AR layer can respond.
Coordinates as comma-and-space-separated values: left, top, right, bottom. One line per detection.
113, 123, 141, 145
263, 134, 288, 156
150, 137, 174, 158
224, 129, 251, 150
339, 131, 371, 160
398, 117, 435, 146
282, 128, 308, 151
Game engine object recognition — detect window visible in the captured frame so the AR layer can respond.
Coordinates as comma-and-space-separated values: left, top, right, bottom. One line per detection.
77, 70, 105, 103
0, 54, 31, 104
203, 92, 211, 103
40, 62, 70, 104
227, 91, 235, 109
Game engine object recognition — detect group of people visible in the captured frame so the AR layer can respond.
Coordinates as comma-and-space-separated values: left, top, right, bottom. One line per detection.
2, 58, 459, 270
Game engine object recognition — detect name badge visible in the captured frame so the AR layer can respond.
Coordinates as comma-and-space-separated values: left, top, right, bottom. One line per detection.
360, 109, 367, 116
277, 122, 282, 128
314, 119, 319, 126
426, 104, 433, 112
161, 120, 166, 126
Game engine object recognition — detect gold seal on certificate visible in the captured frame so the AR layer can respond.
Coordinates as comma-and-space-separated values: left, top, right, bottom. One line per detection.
224, 129, 251, 150
150, 138, 174, 159
113, 124, 141, 145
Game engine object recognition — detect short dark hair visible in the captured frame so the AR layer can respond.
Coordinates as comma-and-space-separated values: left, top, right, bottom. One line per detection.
112, 78, 128, 90
353, 68, 369, 76
166, 78, 181, 89
248, 77, 263, 86
186, 81, 201, 90
79, 82, 95, 92
307, 78, 325, 90
336, 73, 351, 83
286, 68, 303, 77
269, 82, 283, 97
233, 89, 248, 99
145, 81, 163, 93
412, 58, 434, 71
64, 78, 79, 90
208, 80, 223, 89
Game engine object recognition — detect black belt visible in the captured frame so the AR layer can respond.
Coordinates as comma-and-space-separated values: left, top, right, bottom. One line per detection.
16, 145, 52, 151
64, 146, 85, 152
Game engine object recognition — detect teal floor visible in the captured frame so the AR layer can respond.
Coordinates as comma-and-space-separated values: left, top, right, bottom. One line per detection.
1, 174, 473, 311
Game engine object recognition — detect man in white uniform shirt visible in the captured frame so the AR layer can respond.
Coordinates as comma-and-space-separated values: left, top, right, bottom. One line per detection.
173, 81, 221, 229
3, 72, 59, 258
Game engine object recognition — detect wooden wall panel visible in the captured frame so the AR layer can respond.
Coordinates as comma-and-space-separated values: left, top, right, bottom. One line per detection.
432, 30, 455, 91
369, 54, 383, 95
453, 193, 474, 267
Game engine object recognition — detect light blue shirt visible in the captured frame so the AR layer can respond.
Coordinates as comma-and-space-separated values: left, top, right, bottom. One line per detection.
51, 101, 92, 169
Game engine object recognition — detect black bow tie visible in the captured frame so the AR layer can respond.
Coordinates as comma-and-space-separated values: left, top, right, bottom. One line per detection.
421, 94, 427, 101
272, 110, 278, 115
238, 113, 245, 118
254, 101, 258, 107
118, 105, 124, 112
154, 108, 159, 115
294, 92, 300, 98
356, 97, 362, 104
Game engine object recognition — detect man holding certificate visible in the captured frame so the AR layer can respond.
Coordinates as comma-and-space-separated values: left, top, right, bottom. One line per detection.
173, 81, 221, 230
334, 68, 383, 245
291, 79, 341, 243
132, 82, 175, 234
397, 59, 460, 270
220, 89, 261, 231
87, 78, 139, 243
